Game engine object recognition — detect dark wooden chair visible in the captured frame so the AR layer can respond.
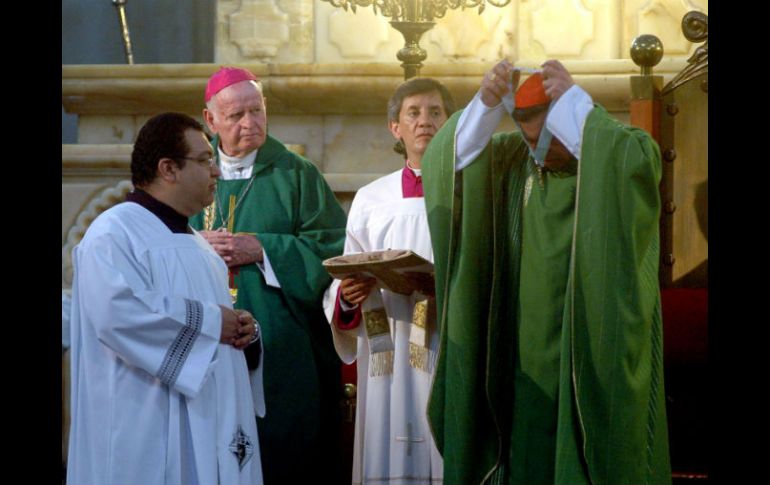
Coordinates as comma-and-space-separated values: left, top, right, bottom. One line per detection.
629, 10, 708, 483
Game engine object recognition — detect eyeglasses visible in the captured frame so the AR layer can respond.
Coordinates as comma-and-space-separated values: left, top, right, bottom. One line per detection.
176, 156, 217, 168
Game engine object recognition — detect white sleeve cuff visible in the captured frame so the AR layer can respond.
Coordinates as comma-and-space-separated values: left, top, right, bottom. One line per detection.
257, 250, 281, 288
339, 293, 359, 312
455, 91, 507, 172
545, 84, 594, 159
170, 300, 221, 398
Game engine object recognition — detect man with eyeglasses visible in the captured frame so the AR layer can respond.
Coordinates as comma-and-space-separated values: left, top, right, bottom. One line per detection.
67, 112, 265, 485
189, 67, 347, 484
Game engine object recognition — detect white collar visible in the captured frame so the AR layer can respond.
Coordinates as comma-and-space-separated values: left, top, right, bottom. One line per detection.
218, 147, 258, 171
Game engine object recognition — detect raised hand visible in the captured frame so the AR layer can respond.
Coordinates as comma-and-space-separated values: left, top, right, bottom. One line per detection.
480, 59, 520, 108
540, 60, 575, 102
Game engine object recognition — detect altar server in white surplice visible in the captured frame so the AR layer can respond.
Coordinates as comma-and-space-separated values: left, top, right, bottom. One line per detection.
323, 78, 456, 485
67, 112, 264, 485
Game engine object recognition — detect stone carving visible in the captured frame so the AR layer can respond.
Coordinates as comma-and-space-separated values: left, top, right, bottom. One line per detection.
276, 0, 315, 62
328, 8, 390, 58
62, 180, 134, 289
429, 7, 511, 60
532, 0, 594, 56
228, 0, 290, 59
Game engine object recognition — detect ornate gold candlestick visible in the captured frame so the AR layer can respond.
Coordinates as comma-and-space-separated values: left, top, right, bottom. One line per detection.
321, 0, 512, 79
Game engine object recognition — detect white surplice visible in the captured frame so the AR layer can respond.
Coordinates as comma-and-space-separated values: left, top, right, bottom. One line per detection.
67, 202, 264, 485
323, 169, 443, 485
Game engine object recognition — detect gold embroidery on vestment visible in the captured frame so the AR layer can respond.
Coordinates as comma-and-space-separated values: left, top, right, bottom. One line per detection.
369, 350, 394, 377
364, 308, 390, 337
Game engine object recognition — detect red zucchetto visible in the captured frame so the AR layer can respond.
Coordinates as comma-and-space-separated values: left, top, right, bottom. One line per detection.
514, 72, 550, 109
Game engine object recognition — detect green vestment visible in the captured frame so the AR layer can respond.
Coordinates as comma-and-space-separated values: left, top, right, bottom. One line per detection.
422, 106, 671, 485
190, 135, 347, 484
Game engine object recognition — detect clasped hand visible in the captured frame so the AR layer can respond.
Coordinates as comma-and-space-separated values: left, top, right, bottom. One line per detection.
220, 306, 258, 349
200, 229, 264, 267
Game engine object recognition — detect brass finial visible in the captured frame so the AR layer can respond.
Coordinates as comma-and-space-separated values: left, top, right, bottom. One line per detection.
631, 34, 663, 76
343, 383, 357, 399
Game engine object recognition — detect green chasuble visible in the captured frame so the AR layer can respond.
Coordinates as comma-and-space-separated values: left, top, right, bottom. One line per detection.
422, 107, 671, 485
190, 135, 347, 483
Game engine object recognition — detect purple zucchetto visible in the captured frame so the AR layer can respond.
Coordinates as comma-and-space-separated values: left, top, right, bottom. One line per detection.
205, 67, 259, 102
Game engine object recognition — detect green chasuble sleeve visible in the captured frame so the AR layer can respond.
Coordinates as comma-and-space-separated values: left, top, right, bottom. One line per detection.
254, 152, 348, 319
564, 108, 671, 485
422, 110, 532, 485
422, 106, 671, 485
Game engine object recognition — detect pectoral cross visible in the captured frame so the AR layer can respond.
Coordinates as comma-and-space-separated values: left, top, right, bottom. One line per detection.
395, 422, 424, 457
227, 194, 240, 304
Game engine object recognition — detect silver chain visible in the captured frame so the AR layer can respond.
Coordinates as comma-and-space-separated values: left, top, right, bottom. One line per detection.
215, 173, 258, 231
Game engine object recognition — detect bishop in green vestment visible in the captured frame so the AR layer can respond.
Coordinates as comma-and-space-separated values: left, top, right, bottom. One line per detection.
422, 59, 671, 485
190, 67, 347, 484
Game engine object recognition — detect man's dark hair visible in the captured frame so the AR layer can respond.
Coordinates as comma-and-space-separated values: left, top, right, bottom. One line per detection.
131, 112, 205, 187
387, 77, 457, 157
512, 103, 550, 123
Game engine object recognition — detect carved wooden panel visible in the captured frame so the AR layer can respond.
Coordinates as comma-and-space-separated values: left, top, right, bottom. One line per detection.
666, 76, 707, 287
